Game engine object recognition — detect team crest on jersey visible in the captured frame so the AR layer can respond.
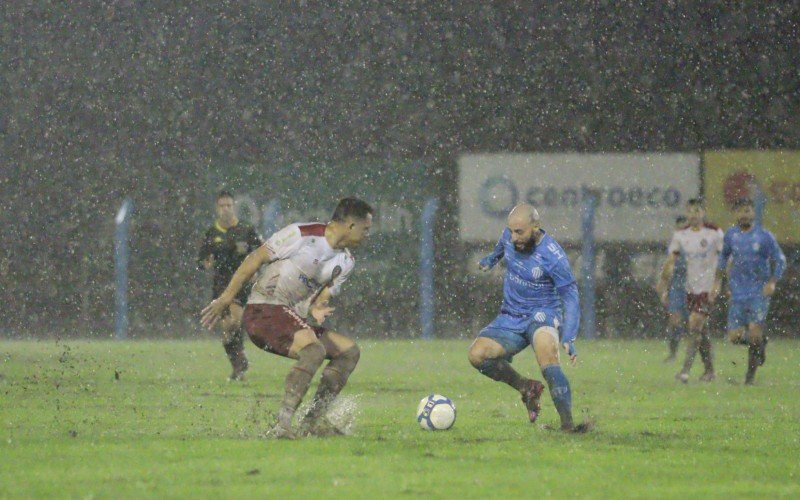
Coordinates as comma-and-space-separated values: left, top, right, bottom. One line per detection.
534, 311, 546, 323
214, 237, 223, 243
236, 242, 248, 254
752, 242, 760, 251
531, 267, 543, 279
700, 239, 708, 248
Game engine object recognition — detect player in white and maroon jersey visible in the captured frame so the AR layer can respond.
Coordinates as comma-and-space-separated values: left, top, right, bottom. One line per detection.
657, 199, 724, 383
201, 198, 373, 438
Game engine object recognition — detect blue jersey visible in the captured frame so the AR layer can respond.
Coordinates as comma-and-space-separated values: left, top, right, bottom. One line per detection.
717, 225, 786, 301
480, 229, 580, 343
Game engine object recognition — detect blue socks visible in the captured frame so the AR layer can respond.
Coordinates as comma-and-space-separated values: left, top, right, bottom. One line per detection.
542, 365, 573, 428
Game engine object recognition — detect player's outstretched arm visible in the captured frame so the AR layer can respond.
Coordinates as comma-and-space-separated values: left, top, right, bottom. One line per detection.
479, 233, 506, 271
656, 253, 677, 306
201, 245, 273, 329
557, 282, 580, 366
764, 232, 786, 297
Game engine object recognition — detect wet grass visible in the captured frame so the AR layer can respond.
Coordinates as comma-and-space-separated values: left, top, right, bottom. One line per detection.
1, 338, 799, 498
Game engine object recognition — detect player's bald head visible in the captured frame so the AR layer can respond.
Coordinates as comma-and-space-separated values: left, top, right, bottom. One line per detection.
507, 204, 540, 228
507, 204, 541, 252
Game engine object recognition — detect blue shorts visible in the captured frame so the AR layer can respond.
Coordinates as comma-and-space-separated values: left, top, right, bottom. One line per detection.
478, 310, 561, 359
727, 296, 771, 331
668, 288, 688, 318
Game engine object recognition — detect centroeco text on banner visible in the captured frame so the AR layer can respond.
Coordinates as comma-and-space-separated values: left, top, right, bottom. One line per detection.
459, 153, 701, 243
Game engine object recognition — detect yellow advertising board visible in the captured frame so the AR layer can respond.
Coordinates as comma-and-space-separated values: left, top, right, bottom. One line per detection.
704, 150, 800, 243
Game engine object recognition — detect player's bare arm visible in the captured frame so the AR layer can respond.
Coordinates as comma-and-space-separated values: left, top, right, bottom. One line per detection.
656, 253, 677, 306
201, 245, 273, 328
763, 277, 777, 297
310, 286, 335, 324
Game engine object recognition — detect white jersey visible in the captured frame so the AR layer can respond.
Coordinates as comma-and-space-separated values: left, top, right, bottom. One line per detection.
248, 222, 355, 317
668, 224, 724, 294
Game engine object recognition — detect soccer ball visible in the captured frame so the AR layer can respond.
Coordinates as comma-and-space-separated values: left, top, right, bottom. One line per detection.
416, 394, 456, 430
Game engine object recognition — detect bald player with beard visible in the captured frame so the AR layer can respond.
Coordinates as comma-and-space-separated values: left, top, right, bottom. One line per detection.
468, 204, 589, 433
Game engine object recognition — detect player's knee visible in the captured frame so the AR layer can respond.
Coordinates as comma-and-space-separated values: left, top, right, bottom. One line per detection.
748, 325, 764, 344
298, 341, 327, 366
728, 329, 744, 344
467, 346, 488, 369
339, 344, 360, 365
535, 351, 559, 368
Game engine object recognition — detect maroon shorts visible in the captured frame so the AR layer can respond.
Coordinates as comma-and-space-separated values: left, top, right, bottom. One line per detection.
243, 304, 325, 357
686, 293, 710, 315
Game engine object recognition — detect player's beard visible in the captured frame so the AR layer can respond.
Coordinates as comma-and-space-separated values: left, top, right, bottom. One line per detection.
514, 238, 536, 253
739, 220, 752, 230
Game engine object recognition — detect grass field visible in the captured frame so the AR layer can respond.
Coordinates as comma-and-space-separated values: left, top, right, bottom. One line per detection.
2, 338, 799, 498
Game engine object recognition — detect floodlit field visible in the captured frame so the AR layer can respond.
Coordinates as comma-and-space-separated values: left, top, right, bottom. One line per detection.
1, 339, 799, 498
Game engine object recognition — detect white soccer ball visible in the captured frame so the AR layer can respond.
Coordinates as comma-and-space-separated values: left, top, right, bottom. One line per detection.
416, 394, 456, 430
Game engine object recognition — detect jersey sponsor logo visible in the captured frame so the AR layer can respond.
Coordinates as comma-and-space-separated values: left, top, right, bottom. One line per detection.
298, 273, 321, 290
534, 311, 546, 322
213, 237, 223, 243
508, 273, 547, 289
752, 242, 760, 251
531, 267, 543, 279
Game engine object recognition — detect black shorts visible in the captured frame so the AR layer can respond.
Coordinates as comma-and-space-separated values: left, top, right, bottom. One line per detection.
213, 277, 251, 307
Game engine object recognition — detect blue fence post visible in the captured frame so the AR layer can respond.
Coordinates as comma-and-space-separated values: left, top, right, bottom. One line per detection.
262, 198, 282, 237
580, 194, 598, 340
419, 198, 439, 340
754, 185, 766, 227
114, 198, 133, 340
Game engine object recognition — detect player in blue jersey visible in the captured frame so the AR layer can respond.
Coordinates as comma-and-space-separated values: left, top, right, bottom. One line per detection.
661, 216, 690, 362
714, 198, 786, 384
468, 204, 588, 432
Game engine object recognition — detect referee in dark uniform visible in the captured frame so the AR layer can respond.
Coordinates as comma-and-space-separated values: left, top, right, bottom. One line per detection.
198, 190, 263, 380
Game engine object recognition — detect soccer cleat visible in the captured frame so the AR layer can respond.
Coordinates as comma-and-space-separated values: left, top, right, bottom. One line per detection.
299, 416, 346, 437
263, 422, 297, 440
745, 368, 756, 385
521, 379, 545, 423
663, 354, 676, 363
676, 372, 689, 384
562, 421, 594, 434
699, 371, 716, 382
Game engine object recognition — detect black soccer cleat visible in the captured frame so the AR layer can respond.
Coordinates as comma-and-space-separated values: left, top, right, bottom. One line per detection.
521, 379, 545, 423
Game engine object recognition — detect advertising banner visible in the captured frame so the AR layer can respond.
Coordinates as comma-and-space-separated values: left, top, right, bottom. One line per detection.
459, 153, 700, 242
704, 150, 800, 244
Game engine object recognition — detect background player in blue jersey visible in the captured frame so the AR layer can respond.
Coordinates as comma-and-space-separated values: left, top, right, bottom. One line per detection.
661, 216, 689, 362
714, 198, 786, 385
468, 204, 588, 432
